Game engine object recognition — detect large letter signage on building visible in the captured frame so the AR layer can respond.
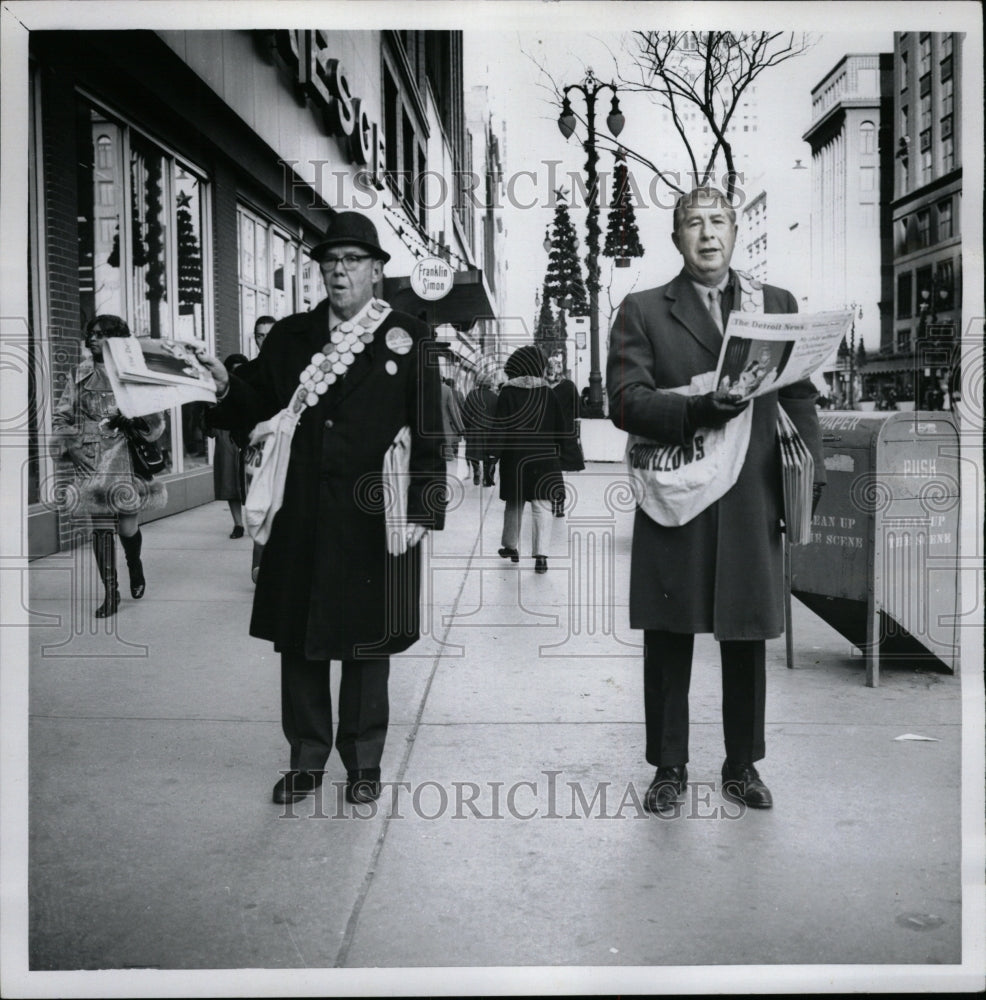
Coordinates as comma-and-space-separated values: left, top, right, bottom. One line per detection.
272, 30, 386, 189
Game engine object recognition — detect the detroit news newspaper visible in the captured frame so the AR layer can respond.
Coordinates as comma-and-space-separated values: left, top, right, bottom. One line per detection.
713, 309, 853, 402
102, 336, 218, 417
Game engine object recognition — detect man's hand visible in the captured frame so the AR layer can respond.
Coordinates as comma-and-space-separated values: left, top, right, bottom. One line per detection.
405, 524, 428, 548
685, 390, 749, 432
191, 347, 230, 397
106, 412, 135, 433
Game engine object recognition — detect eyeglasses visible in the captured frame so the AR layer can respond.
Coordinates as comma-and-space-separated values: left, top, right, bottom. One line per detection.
320, 253, 374, 271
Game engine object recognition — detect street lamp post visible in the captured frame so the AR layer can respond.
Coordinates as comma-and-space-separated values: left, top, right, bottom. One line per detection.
558, 69, 624, 419
845, 302, 862, 409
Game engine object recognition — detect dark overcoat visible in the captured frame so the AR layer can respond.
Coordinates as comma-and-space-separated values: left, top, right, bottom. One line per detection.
211, 299, 446, 660
606, 269, 825, 640
551, 377, 586, 472
462, 385, 498, 460
492, 378, 565, 504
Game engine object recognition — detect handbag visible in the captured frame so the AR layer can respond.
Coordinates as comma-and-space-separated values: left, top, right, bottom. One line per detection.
625, 371, 753, 527
125, 423, 165, 480
241, 297, 393, 544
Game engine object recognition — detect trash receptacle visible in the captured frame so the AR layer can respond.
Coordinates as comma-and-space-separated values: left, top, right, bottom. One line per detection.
790, 409, 960, 686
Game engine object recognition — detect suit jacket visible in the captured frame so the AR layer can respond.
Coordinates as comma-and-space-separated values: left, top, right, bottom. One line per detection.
606, 268, 824, 640
210, 298, 446, 660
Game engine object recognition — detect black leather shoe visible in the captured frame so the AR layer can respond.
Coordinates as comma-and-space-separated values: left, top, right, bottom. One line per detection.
346, 770, 381, 804
534, 556, 548, 574
498, 546, 519, 563
721, 760, 773, 809
272, 770, 323, 804
644, 764, 687, 813
230, 525, 244, 539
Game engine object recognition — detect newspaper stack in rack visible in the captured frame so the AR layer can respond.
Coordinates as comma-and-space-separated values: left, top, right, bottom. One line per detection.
777, 405, 814, 545
102, 336, 217, 418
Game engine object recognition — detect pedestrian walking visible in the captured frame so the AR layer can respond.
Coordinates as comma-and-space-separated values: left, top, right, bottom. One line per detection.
51, 315, 167, 617
606, 186, 826, 813
545, 355, 584, 515
197, 211, 446, 807
440, 376, 464, 463
492, 344, 565, 575
205, 353, 249, 538
461, 369, 500, 487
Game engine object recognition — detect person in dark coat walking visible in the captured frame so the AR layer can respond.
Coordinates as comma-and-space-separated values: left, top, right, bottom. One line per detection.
205, 353, 250, 538
462, 369, 500, 486
607, 186, 825, 813
545, 354, 585, 515
198, 211, 446, 807
492, 344, 565, 574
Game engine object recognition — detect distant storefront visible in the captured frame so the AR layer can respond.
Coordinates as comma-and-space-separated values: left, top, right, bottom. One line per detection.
27, 28, 499, 558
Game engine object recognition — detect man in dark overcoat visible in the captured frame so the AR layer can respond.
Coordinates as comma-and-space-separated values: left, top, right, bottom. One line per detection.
606, 187, 825, 812
199, 212, 446, 806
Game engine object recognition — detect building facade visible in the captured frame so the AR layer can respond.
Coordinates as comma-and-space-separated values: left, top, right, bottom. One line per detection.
26, 28, 500, 557
803, 53, 894, 405
887, 31, 963, 408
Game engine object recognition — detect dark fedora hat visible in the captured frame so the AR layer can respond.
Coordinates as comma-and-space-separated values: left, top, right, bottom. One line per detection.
309, 211, 391, 264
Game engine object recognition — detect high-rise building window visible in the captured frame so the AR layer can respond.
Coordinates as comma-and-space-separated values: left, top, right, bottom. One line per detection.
916, 210, 931, 247
896, 272, 912, 318
860, 120, 876, 153
941, 135, 954, 172
921, 149, 933, 183
937, 198, 953, 240
919, 34, 931, 75
900, 50, 909, 91
899, 156, 909, 191
941, 77, 953, 116
920, 91, 932, 130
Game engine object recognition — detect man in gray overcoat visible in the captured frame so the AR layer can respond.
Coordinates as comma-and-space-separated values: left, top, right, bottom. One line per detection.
606, 187, 825, 812
200, 212, 446, 807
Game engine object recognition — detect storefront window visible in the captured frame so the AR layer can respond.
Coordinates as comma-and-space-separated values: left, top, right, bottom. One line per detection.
75, 95, 212, 477
237, 206, 316, 356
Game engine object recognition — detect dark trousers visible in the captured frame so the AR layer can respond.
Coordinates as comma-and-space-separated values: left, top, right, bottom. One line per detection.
643, 630, 766, 767
280, 652, 390, 776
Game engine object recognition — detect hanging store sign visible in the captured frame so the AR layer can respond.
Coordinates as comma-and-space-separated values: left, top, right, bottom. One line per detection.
273, 30, 386, 189
411, 257, 455, 300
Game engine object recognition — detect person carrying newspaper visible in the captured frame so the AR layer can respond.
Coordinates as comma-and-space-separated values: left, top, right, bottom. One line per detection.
606, 186, 826, 814
196, 211, 446, 808
51, 315, 167, 618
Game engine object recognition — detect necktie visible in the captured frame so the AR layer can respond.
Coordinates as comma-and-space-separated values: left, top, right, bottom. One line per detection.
707, 288, 724, 334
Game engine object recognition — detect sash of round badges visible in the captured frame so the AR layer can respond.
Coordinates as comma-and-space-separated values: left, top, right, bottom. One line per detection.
290, 299, 392, 414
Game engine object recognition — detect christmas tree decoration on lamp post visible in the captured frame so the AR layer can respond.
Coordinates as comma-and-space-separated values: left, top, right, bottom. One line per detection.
557, 69, 625, 417
603, 148, 644, 268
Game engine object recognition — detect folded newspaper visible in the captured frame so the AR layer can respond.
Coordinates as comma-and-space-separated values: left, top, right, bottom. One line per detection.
713, 310, 854, 403
102, 336, 217, 418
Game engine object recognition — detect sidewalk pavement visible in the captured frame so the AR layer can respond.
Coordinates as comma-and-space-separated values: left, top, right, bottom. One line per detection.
25, 460, 963, 979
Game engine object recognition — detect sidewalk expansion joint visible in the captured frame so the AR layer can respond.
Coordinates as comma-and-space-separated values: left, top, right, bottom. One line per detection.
332, 482, 496, 969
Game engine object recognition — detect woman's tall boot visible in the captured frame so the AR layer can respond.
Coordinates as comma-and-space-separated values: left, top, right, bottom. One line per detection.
92, 530, 120, 618
120, 529, 146, 599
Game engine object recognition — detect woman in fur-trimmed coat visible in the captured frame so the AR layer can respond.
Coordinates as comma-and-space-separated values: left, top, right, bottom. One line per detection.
51, 315, 166, 618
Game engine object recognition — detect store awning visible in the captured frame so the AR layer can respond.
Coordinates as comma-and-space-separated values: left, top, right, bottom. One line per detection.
383, 267, 496, 331
859, 356, 919, 375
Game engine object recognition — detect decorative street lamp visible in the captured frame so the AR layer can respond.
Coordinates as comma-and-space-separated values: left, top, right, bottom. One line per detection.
557, 68, 624, 418
845, 302, 863, 409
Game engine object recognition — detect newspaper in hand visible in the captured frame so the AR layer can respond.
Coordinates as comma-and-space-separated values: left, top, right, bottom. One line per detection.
102, 336, 217, 418
713, 310, 854, 403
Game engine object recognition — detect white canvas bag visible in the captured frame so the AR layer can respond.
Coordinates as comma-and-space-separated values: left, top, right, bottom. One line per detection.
626, 371, 753, 526
242, 402, 303, 545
